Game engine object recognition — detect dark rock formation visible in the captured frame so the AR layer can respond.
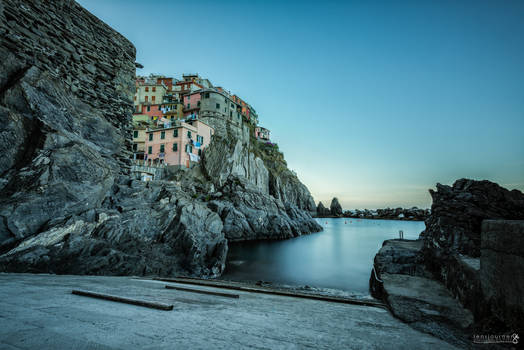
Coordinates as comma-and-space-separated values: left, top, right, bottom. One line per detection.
330, 197, 342, 216
370, 179, 524, 345
424, 179, 524, 259
0, 0, 321, 277
480, 220, 524, 337
343, 207, 429, 221
316, 202, 330, 217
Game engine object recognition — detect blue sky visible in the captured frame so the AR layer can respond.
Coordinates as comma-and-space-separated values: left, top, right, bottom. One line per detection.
78, 0, 524, 209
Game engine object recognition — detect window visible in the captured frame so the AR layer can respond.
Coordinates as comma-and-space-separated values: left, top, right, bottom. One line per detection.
172, 143, 178, 152
216, 103, 220, 109
133, 144, 137, 151
145, 96, 149, 102
196, 135, 204, 143
152, 96, 155, 102
197, 101, 200, 107
133, 131, 138, 138
148, 146, 152, 154
161, 131, 165, 139
198, 149, 202, 156
187, 104, 190, 109
186, 144, 193, 153
204, 92, 210, 98
187, 95, 190, 101
160, 144, 165, 153
158, 105, 162, 110
147, 106, 150, 112
152, 87, 156, 92
149, 133, 153, 141
134, 96, 136, 101
230, 111, 232, 118
145, 87, 149, 92
187, 131, 191, 138
173, 129, 178, 137
231, 104, 234, 108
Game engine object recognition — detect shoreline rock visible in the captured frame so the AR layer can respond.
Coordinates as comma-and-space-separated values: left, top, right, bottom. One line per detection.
370, 179, 524, 347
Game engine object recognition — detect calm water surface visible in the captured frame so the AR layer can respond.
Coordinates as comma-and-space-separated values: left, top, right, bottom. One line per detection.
220, 218, 425, 294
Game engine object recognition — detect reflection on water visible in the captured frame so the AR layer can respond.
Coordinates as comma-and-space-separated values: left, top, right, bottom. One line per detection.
220, 218, 425, 294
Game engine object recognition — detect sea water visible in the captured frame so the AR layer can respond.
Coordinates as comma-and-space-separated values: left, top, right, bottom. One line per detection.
220, 218, 425, 295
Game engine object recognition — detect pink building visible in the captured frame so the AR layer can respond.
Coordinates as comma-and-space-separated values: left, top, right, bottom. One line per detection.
144, 120, 214, 168
134, 103, 164, 120
183, 91, 202, 119
255, 126, 270, 141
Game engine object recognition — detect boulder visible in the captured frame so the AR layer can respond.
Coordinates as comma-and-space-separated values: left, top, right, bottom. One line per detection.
330, 197, 343, 216
424, 179, 524, 259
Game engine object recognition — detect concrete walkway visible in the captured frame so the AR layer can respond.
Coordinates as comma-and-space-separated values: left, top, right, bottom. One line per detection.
0, 273, 459, 349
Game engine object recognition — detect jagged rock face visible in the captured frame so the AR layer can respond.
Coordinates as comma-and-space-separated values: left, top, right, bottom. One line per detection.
330, 197, 342, 216
203, 138, 269, 193
202, 137, 322, 241
201, 117, 317, 213
423, 179, 524, 259
0, 0, 320, 277
0, 0, 227, 277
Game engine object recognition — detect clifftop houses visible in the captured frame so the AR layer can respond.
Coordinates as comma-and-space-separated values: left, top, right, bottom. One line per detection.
132, 74, 269, 171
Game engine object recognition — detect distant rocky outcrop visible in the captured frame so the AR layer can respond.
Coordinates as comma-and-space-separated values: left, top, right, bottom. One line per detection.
330, 197, 343, 216
344, 207, 429, 221
0, 0, 321, 277
315, 202, 430, 221
370, 179, 524, 346
316, 202, 330, 217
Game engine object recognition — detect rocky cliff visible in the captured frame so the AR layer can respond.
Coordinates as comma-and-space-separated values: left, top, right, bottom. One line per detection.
0, 0, 321, 277
370, 179, 524, 346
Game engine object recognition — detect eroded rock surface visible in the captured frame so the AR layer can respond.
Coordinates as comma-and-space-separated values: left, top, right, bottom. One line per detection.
0, 0, 321, 277
370, 180, 524, 346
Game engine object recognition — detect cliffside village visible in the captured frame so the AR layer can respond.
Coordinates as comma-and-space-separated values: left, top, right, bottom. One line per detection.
132, 74, 271, 179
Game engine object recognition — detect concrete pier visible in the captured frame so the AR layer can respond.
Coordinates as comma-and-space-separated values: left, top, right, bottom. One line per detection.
0, 273, 458, 349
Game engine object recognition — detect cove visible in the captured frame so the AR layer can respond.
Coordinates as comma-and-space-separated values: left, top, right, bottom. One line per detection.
220, 218, 425, 295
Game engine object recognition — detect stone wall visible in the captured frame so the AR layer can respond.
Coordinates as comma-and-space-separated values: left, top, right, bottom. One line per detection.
481, 220, 524, 335
0, 0, 136, 176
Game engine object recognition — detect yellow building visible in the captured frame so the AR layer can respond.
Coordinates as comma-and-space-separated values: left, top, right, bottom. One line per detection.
162, 102, 185, 121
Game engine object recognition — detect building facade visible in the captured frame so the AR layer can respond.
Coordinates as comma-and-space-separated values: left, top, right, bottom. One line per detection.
144, 120, 214, 167
255, 126, 270, 141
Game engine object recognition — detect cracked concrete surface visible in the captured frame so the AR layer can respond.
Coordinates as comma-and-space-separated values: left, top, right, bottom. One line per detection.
0, 273, 459, 349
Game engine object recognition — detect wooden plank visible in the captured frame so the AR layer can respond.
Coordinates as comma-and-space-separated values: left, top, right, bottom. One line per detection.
71, 289, 173, 311
165, 285, 239, 299
153, 278, 386, 308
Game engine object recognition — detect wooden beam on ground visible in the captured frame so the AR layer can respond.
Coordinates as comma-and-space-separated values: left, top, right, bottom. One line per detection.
71, 289, 173, 311
165, 285, 239, 299
153, 278, 386, 308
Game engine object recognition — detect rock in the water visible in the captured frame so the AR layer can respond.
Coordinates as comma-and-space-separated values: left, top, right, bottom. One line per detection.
316, 201, 330, 216
330, 197, 342, 216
